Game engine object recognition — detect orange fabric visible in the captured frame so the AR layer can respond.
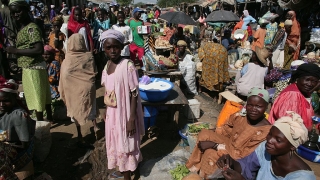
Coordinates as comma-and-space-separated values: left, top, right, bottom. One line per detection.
233, 20, 243, 34
269, 83, 313, 130
286, 11, 301, 60
251, 28, 266, 51
216, 101, 242, 127
48, 32, 66, 64
186, 113, 271, 177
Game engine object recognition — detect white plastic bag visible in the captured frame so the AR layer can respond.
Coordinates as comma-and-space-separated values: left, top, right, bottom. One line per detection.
33, 121, 52, 162
179, 54, 197, 94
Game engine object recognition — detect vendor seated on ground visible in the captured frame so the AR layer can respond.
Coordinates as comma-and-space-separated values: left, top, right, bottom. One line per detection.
269, 63, 320, 130
217, 112, 315, 180
176, 40, 197, 95
169, 27, 191, 50
235, 47, 273, 100
0, 76, 35, 179
300, 43, 316, 59
186, 87, 271, 179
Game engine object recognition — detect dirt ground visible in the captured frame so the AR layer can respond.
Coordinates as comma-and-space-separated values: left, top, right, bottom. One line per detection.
33, 83, 320, 180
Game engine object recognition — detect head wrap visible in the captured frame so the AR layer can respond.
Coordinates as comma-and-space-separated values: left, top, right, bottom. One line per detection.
243, 10, 249, 17
9, 0, 29, 7
0, 76, 18, 94
177, 40, 187, 47
247, 87, 269, 103
291, 63, 320, 80
273, 111, 308, 148
44, 45, 57, 54
284, 20, 292, 26
100, 29, 125, 45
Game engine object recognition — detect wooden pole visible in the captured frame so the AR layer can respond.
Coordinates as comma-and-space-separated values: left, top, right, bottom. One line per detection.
244, 0, 248, 10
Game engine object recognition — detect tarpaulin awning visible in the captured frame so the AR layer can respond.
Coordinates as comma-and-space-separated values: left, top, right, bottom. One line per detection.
278, 0, 318, 10
198, 0, 235, 7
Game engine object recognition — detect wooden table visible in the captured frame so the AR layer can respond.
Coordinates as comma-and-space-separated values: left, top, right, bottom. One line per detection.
141, 84, 188, 125
146, 71, 183, 86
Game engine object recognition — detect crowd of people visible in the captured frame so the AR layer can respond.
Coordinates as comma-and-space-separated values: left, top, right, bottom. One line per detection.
0, 0, 319, 179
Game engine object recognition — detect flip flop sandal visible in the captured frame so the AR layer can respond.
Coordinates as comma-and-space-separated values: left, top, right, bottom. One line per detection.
94, 128, 104, 140
108, 171, 124, 179
148, 126, 159, 140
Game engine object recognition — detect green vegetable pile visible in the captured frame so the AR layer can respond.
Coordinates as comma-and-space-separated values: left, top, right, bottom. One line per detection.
188, 123, 210, 134
170, 164, 190, 180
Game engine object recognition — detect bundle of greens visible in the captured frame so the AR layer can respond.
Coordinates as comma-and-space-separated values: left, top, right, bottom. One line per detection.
170, 164, 190, 180
187, 123, 210, 134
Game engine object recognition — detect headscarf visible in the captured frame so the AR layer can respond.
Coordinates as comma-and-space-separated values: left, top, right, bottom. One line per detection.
0, 76, 18, 94
243, 10, 249, 17
291, 63, 320, 80
100, 29, 125, 45
0, 76, 30, 114
273, 111, 308, 148
177, 40, 187, 46
286, 11, 300, 60
67, 7, 93, 50
44, 45, 57, 54
247, 87, 269, 103
9, 0, 29, 7
67, 33, 87, 53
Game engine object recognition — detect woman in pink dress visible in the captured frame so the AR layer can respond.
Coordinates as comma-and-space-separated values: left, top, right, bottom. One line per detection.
100, 29, 144, 180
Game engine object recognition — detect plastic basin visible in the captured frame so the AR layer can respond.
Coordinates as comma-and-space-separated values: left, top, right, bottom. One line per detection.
297, 145, 320, 163
139, 78, 173, 102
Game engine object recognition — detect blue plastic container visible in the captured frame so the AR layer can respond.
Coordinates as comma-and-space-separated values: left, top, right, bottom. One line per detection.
297, 145, 320, 163
139, 78, 173, 102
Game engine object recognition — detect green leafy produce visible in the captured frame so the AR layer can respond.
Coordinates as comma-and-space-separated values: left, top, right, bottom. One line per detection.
188, 123, 210, 134
170, 164, 190, 180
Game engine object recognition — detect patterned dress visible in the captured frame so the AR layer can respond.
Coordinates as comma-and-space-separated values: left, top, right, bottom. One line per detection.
0, 142, 17, 179
47, 60, 60, 99
265, 22, 278, 45
16, 23, 51, 112
48, 31, 66, 64
198, 42, 230, 91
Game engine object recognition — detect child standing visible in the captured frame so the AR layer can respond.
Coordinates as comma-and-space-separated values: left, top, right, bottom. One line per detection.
101, 29, 144, 180
111, 11, 132, 59
43, 45, 60, 99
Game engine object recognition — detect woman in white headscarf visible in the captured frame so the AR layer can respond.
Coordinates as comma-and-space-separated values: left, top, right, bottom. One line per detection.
216, 112, 316, 180
241, 10, 256, 30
